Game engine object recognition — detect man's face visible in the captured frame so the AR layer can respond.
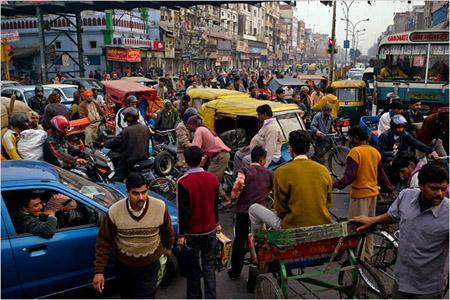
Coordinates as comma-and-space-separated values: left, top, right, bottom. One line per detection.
398, 163, 415, 180
159, 80, 165, 87
323, 111, 331, 118
92, 91, 98, 98
129, 101, 138, 108
292, 95, 300, 104
86, 95, 93, 103
394, 125, 406, 135
257, 112, 268, 122
392, 108, 403, 115
165, 103, 172, 111
23, 197, 43, 217
187, 123, 196, 132
29, 114, 39, 127
411, 102, 421, 111
277, 92, 285, 99
419, 181, 449, 206
128, 184, 149, 210
35, 89, 44, 98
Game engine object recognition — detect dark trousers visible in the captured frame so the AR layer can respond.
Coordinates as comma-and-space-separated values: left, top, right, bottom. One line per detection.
186, 232, 217, 299
116, 260, 160, 299
392, 281, 444, 299
229, 213, 250, 278
112, 160, 137, 182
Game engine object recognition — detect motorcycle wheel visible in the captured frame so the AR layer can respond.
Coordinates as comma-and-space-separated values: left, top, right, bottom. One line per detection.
149, 177, 176, 202
154, 150, 175, 177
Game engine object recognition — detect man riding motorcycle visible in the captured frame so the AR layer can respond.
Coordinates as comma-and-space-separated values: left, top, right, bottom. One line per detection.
105, 107, 151, 182
115, 95, 146, 135
43, 115, 88, 169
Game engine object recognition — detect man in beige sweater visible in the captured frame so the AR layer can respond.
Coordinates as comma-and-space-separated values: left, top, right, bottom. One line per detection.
92, 173, 174, 298
233, 104, 283, 174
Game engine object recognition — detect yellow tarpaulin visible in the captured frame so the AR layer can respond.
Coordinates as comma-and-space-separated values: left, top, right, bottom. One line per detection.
199, 98, 300, 130
187, 88, 246, 101
332, 80, 366, 89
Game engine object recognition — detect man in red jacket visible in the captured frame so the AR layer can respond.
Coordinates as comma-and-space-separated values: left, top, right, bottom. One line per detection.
176, 146, 221, 299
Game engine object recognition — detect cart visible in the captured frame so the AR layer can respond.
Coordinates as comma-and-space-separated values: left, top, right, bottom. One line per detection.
359, 115, 381, 146
248, 221, 370, 299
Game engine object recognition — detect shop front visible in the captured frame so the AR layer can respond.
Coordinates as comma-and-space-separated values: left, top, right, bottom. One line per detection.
105, 47, 142, 75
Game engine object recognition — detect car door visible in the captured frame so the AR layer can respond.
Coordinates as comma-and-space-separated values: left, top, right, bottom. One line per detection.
1, 198, 22, 299
2, 184, 104, 298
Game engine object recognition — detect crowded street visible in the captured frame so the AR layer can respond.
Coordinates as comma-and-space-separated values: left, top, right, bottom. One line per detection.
1, 0, 449, 299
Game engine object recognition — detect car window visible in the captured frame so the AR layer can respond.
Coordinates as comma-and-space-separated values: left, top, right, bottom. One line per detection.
14, 90, 24, 101
335, 88, 362, 102
2, 189, 100, 237
89, 80, 102, 89
1, 89, 13, 97
61, 87, 77, 99
55, 166, 124, 208
276, 112, 303, 141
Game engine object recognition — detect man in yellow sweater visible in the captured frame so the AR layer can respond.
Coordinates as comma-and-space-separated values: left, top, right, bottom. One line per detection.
333, 126, 394, 260
248, 130, 332, 233
92, 173, 174, 298
312, 86, 340, 118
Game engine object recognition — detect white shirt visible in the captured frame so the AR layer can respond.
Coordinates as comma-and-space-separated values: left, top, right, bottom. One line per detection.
127, 199, 147, 217
378, 112, 392, 135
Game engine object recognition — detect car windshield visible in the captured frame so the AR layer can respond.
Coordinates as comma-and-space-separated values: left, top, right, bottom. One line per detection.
61, 87, 77, 99
24, 89, 52, 101
83, 80, 102, 89
276, 112, 303, 141
55, 166, 124, 208
335, 88, 363, 102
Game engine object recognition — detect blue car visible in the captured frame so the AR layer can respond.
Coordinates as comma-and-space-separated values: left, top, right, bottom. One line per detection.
1, 160, 178, 298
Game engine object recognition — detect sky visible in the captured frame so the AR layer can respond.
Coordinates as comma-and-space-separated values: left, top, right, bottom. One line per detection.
295, 0, 425, 54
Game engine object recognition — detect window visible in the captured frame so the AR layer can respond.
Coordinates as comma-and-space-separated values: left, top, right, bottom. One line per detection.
89, 41, 97, 48
276, 113, 303, 141
2, 189, 100, 237
55, 41, 61, 49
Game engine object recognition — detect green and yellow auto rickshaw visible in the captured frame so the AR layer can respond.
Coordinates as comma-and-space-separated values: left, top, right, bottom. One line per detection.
332, 80, 367, 125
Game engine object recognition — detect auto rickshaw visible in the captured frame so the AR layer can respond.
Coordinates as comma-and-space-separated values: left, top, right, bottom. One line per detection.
267, 77, 305, 102
121, 76, 158, 87
199, 97, 305, 169
307, 63, 318, 75
102, 80, 163, 127
187, 88, 248, 111
331, 79, 367, 125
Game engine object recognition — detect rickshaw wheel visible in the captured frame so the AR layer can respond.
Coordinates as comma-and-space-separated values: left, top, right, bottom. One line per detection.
337, 259, 359, 299
357, 260, 388, 298
254, 273, 285, 299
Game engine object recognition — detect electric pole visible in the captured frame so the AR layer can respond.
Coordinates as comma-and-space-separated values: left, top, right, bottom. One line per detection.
328, 0, 337, 84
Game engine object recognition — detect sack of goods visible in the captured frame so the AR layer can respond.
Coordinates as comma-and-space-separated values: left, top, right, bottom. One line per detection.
18, 129, 48, 160
215, 232, 232, 271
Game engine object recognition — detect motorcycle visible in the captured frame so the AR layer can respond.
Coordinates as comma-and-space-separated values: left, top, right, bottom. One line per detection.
70, 149, 115, 183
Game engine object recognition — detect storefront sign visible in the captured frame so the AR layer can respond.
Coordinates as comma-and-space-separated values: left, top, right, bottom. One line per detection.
165, 37, 175, 58
387, 34, 409, 42
216, 55, 231, 62
410, 31, 449, 42
217, 40, 232, 51
1, 30, 19, 42
106, 48, 141, 62
236, 40, 248, 52
249, 47, 262, 54
152, 40, 165, 51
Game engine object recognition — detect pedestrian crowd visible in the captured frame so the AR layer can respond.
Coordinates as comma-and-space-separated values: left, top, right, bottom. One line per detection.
1, 65, 448, 299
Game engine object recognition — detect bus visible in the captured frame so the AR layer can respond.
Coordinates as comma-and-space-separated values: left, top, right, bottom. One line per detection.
373, 30, 449, 114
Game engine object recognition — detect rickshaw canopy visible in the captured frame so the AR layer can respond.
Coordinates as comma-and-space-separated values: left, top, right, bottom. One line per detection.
268, 77, 304, 92
121, 77, 157, 85
187, 88, 246, 101
200, 98, 301, 130
101, 80, 156, 98
332, 80, 366, 89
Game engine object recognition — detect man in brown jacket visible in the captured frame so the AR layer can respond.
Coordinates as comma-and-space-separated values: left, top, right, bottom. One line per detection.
92, 173, 174, 298
78, 90, 102, 147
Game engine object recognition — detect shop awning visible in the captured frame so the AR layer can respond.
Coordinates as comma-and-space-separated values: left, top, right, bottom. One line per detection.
12, 47, 40, 59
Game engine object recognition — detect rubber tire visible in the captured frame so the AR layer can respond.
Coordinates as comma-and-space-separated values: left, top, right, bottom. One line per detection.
358, 260, 389, 298
338, 259, 359, 299
149, 177, 176, 202
154, 150, 175, 177
254, 273, 285, 299
328, 146, 350, 178
159, 255, 178, 287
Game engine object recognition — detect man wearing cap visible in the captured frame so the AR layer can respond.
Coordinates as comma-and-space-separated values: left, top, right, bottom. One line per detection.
79, 90, 102, 147
310, 104, 334, 162
155, 100, 179, 131
28, 85, 48, 116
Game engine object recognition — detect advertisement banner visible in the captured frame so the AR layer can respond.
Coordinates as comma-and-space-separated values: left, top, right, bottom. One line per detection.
236, 40, 248, 52
165, 37, 175, 58
249, 47, 262, 54
1, 30, 19, 42
106, 48, 141, 62
216, 55, 231, 62
217, 40, 232, 51
152, 40, 165, 51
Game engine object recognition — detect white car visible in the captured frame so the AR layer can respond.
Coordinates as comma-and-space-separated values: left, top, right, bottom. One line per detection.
44, 84, 78, 107
0, 85, 53, 106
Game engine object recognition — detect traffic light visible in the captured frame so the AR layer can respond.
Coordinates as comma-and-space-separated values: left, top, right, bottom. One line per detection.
7, 44, 13, 63
327, 38, 338, 54
320, 1, 333, 6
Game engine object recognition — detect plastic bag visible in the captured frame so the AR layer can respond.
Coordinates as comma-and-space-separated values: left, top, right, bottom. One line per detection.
17, 129, 47, 160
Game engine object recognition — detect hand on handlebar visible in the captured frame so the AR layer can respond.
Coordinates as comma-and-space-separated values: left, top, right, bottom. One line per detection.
76, 158, 88, 165
315, 131, 323, 137
428, 151, 439, 160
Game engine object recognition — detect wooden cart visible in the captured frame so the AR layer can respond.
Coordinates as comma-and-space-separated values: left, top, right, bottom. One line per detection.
248, 221, 369, 299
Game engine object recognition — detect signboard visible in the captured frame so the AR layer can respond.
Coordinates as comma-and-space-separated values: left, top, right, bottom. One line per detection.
217, 40, 232, 51
410, 31, 449, 42
1, 30, 19, 42
343, 40, 350, 49
236, 40, 248, 52
106, 48, 141, 62
216, 55, 231, 62
249, 47, 262, 54
61, 53, 70, 66
152, 41, 165, 51
165, 37, 175, 58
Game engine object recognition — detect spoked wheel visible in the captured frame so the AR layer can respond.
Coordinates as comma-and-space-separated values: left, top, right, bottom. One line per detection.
328, 146, 349, 178
338, 259, 359, 299
254, 273, 285, 299
368, 231, 398, 269
149, 177, 176, 201
358, 260, 389, 298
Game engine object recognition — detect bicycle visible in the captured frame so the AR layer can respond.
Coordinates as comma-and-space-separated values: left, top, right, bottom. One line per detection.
312, 132, 350, 179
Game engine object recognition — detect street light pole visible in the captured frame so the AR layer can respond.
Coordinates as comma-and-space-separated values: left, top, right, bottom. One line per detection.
341, 1, 355, 68
328, 0, 337, 83
344, 18, 369, 65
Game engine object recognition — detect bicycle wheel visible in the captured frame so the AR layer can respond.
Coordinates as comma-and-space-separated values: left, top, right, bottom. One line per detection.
149, 177, 176, 201
358, 260, 389, 298
254, 273, 285, 299
338, 259, 359, 299
368, 230, 398, 269
328, 146, 349, 178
